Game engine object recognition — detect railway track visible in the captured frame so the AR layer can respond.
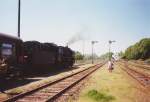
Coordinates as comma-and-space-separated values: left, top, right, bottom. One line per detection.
3, 63, 104, 102
128, 61, 150, 71
120, 62, 150, 87
73, 63, 87, 67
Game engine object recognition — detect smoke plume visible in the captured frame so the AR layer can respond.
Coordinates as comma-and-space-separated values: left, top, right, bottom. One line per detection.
67, 27, 89, 46
67, 34, 83, 46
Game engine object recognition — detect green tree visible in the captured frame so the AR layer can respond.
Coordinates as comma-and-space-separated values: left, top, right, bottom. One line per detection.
99, 52, 113, 60
138, 38, 150, 59
118, 51, 124, 58
75, 51, 84, 60
124, 38, 150, 60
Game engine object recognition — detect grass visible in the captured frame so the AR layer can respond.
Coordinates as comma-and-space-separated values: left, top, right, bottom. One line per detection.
86, 89, 115, 102
73, 63, 143, 102
6, 88, 23, 95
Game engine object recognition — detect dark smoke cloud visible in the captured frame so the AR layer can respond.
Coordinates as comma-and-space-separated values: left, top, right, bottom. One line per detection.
67, 26, 90, 46
67, 33, 83, 45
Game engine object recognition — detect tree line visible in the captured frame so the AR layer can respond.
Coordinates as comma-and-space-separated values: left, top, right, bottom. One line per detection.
74, 38, 150, 61
123, 38, 150, 60
74, 51, 99, 60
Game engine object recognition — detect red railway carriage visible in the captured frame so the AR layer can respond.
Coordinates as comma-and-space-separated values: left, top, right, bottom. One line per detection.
0, 33, 23, 75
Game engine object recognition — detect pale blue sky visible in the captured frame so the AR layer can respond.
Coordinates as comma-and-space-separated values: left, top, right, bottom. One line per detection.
0, 0, 150, 55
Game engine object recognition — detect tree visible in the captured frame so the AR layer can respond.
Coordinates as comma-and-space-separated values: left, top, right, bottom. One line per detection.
99, 52, 113, 60
75, 51, 84, 60
138, 38, 150, 59
118, 51, 124, 58
124, 38, 150, 60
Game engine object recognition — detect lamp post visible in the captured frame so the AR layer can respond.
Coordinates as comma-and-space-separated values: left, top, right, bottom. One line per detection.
82, 40, 85, 60
18, 0, 21, 38
108, 40, 115, 60
91, 41, 98, 64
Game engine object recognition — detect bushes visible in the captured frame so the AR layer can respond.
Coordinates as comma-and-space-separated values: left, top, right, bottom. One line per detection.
124, 38, 150, 60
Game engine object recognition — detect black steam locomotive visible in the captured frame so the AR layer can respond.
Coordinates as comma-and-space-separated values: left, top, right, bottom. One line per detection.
0, 33, 75, 76
23, 41, 75, 69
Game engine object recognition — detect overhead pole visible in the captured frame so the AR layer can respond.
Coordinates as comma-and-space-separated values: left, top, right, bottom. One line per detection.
18, 0, 21, 38
92, 41, 94, 64
108, 40, 116, 60
91, 41, 98, 64
82, 40, 85, 59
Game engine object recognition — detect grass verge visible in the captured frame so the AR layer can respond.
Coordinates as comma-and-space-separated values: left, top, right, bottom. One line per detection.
86, 89, 115, 102
74, 63, 147, 102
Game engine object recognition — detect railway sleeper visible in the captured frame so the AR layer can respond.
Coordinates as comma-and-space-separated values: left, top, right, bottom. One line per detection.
20, 95, 49, 101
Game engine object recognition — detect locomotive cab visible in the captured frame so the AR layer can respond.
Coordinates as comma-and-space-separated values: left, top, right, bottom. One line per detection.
57, 46, 75, 68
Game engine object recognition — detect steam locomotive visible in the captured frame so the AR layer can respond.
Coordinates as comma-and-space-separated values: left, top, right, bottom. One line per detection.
0, 33, 75, 76
23, 41, 75, 70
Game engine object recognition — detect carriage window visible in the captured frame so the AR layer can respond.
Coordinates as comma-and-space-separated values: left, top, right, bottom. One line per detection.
1, 43, 13, 56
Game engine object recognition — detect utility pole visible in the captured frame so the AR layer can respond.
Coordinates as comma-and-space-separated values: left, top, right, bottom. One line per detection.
82, 40, 85, 60
91, 41, 98, 64
18, 0, 21, 38
108, 40, 115, 60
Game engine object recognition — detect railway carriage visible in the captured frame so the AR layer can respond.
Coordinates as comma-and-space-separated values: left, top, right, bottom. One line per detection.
0, 33, 23, 76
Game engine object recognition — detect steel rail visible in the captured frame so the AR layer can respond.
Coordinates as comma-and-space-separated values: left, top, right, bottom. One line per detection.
3, 63, 105, 102
119, 62, 150, 87
128, 61, 150, 71
47, 64, 103, 102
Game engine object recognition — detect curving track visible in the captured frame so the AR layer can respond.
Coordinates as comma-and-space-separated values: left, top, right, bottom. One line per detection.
3, 63, 105, 102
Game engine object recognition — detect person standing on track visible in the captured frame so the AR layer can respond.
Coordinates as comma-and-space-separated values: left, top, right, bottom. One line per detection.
108, 60, 114, 72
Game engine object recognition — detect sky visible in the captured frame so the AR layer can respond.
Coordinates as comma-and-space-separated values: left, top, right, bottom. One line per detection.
0, 0, 150, 56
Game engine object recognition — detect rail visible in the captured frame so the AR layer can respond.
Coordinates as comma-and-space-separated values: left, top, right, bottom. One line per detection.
3, 63, 105, 102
